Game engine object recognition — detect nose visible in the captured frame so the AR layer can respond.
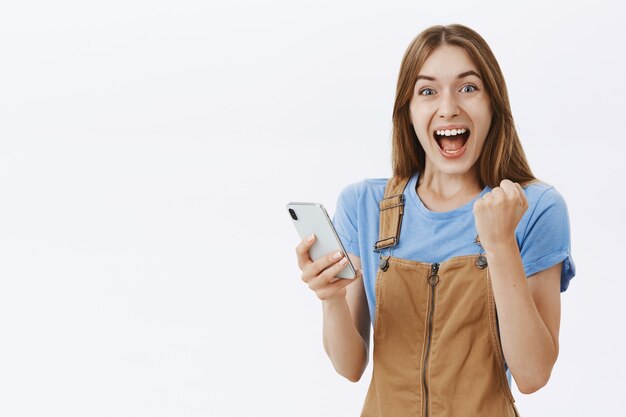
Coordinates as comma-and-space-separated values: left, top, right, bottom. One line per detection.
437, 91, 460, 119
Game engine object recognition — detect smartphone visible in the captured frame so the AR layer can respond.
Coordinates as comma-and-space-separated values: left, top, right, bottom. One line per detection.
286, 202, 356, 279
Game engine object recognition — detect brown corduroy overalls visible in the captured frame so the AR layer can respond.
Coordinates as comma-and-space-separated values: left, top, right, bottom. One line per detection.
361, 177, 520, 417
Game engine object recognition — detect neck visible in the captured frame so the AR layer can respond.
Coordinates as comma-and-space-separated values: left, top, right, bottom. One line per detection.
416, 164, 483, 212
418, 165, 482, 197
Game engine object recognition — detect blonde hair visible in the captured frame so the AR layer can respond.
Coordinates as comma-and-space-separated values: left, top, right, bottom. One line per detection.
391, 24, 536, 187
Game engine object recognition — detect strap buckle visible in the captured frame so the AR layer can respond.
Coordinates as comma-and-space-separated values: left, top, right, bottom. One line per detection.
374, 237, 398, 252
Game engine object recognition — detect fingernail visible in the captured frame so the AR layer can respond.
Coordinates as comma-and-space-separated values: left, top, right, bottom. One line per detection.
332, 251, 342, 260
307, 234, 315, 242
339, 257, 348, 265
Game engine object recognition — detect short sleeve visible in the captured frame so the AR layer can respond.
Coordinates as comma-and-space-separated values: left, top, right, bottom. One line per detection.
519, 187, 576, 292
332, 182, 361, 257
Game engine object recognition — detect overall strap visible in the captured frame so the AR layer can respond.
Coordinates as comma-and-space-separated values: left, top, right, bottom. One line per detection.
374, 176, 411, 251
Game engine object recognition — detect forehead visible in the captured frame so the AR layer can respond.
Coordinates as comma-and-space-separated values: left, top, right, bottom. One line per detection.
419, 45, 479, 79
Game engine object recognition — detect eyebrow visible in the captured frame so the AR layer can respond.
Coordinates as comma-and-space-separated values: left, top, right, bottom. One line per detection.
416, 70, 482, 81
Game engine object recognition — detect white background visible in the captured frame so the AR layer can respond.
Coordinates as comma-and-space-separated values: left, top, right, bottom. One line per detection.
0, 0, 624, 416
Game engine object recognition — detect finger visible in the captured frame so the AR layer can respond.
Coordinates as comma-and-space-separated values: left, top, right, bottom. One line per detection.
308, 255, 349, 290
491, 186, 504, 197
295, 234, 316, 270
500, 180, 524, 206
332, 276, 356, 291
309, 255, 352, 290
323, 272, 359, 295
302, 249, 345, 284
473, 198, 482, 212
307, 249, 346, 278
329, 268, 362, 283
316, 277, 355, 300
499, 180, 520, 202
475, 193, 491, 211
489, 187, 504, 202
500, 179, 514, 188
515, 182, 528, 207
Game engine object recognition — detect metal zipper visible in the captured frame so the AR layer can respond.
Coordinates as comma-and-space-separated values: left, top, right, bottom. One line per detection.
423, 262, 440, 417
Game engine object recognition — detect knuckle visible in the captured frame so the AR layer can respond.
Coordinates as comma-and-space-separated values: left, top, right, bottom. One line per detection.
302, 265, 315, 277
321, 268, 335, 281
333, 260, 347, 272
314, 258, 329, 271
330, 263, 345, 277
327, 251, 340, 262
317, 268, 329, 281
308, 278, 320, 290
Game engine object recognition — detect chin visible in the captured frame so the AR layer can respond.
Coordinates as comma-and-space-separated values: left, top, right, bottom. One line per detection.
430, 142, 479, 175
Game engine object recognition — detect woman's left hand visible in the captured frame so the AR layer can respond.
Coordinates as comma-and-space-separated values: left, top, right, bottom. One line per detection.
473, 179, 529, 251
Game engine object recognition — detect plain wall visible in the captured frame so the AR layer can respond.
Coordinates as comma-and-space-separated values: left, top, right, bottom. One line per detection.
0, 0, 624, 415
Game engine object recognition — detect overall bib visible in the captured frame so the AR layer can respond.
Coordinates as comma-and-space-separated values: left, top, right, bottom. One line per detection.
361, 177, 520, 417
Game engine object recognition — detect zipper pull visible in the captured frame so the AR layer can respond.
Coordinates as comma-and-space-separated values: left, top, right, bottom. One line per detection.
428, 263, 440, 286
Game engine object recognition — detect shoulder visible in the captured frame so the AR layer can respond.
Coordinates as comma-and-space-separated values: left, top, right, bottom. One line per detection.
337, 178, 389, 205
518, 180, 571, 241
335, 178, 390, 227
333, 178, 390, 244
521, 180, 568, 216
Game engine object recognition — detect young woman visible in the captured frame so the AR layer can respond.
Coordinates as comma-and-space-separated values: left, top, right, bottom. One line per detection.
295, 24, 575, 417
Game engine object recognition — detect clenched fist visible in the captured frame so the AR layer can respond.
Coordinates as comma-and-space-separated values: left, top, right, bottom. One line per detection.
473, 179, 529, 252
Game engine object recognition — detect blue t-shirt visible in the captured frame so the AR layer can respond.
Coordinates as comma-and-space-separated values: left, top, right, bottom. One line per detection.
333, 172, 576, 328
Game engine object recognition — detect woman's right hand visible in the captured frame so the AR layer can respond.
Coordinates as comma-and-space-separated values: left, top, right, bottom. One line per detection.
295, 234, 362, 301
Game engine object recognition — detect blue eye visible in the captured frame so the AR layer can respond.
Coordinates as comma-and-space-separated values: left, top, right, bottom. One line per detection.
419, 88, 435, 96
461, 84, 477, 93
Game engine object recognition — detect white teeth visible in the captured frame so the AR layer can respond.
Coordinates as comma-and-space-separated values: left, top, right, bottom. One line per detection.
436, 128, 467, 136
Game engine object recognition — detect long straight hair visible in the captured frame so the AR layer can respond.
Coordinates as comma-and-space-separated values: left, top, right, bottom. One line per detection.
391, 24, 536, 187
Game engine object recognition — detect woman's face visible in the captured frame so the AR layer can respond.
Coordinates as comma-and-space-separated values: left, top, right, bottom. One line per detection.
409, 45, 492, 178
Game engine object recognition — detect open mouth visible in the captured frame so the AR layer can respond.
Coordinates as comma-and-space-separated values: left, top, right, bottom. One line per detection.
433, 128, 470, 156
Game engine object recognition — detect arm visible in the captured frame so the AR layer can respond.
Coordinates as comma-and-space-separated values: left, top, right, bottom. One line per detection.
322, 254, 370, 382
296, 236, 370, 382
484, 243, 561, 394
474, 180, 563, 394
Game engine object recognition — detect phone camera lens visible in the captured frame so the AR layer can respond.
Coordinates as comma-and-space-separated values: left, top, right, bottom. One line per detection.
289, 208, 298, 220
